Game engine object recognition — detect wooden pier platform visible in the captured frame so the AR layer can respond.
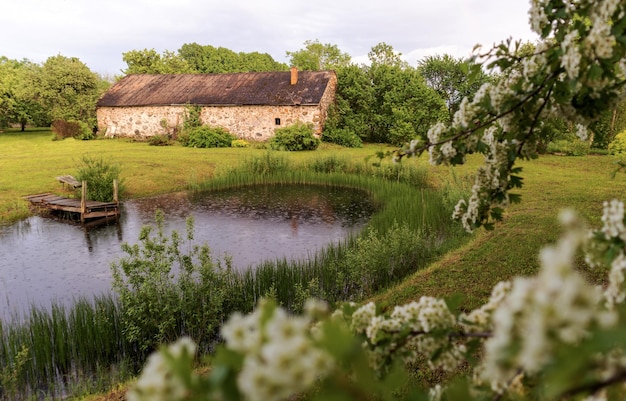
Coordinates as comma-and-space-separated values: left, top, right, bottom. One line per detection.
25, 179, 120, 223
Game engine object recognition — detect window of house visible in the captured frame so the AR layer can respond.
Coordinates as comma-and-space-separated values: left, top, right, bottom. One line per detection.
275, 118, 281, 125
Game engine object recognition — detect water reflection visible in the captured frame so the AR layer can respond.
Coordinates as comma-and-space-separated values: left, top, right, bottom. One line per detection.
0, 185, 376, 320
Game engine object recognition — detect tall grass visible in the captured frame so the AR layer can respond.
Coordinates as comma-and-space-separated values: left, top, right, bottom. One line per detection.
0, 296, 133, 400
192, 153, 469, 312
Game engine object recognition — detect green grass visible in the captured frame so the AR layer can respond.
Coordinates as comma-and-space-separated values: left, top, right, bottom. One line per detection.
373, 153, 626, 310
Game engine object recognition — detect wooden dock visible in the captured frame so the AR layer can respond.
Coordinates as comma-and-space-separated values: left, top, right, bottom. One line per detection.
25, 180, 120, 223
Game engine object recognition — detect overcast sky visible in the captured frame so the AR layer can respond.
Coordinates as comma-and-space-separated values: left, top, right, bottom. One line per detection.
1, 0, 538, 76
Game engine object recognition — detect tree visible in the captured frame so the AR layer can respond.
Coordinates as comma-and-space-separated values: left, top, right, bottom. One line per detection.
369, 64, 448, 144
122, 48, 193, 75
286, 39, 351, 71
34, 55, 106, 127
368, 42, 408, 68
417, 53, 491, 118
326, 61, 447, 145
177, 43, 288, 73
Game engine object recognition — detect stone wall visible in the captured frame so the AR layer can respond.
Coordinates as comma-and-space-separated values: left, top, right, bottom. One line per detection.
97, 76, 336, 141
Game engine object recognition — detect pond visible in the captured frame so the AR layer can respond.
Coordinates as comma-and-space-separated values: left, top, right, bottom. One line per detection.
0, 185, 376, 320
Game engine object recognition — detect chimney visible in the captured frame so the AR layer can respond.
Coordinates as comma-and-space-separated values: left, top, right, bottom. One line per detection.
290, 66, 298, 85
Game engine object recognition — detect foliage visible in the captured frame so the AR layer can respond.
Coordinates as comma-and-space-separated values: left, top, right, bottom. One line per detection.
121, 48, 194, 74
75, 155, 124, 202
37, 55, 104, 127
609, 130, 626, 155
111, 211, 234, 354
321, 126, 363, 148
51, 119, 95, 140
178, 43, 288, 73
286, 39, 351, 71
182, 104, 203, 131
0, 55, 107, 130
417, 53, 492, 118
0, 345, 29, 398
327, 54, 448, 145
148, 134, 173, 146
269, 121, 320, 151
589, 98, 626, 149
368, 42, 408, 68
122, 44, 288, 75
547, 139, 592, 156
395, 0, 626, 232
231, 139, 250, 148
183, 126, 236, 148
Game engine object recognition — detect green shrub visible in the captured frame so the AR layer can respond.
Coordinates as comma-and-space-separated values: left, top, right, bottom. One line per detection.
269, 121, 320, 151
148, 134, 173, 146
111, 211, 234, 354
75, 156, 125, 202
341, 223, 429, 299
184, 126, 235, 148
51, 119, 94, 140
321, 127, 363, 148
547, 139, 591, 156
231, 139, 250, 148
608, 130, 626, 155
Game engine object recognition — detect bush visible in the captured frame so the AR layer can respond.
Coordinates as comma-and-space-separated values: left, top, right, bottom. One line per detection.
184, 126, 235, 148
608, 130, 626, 155
321, 127, 363, 148
51, 119, 94, 140
269, 121, 320, 151
231, 139, 250, 148
111, 211, 234, 354
75, 156, 125, 202
148, 134, 173, 146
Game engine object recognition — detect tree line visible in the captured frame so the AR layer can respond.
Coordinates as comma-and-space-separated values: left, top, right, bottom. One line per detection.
1, 40, 624, 148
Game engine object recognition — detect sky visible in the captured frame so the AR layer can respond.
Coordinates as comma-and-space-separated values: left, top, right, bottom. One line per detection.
0, 0, 539, 77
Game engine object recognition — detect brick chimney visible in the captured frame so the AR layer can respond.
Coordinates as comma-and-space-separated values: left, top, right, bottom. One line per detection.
290, 66, 298, 85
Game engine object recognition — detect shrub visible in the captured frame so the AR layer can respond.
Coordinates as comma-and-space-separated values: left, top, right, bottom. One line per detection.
111, 211, 234, 353
547, 139, 591, 156
231, 139, 250, 148
148, 134, 173, 146
75, 156, 125, 202
269, 121, 320, 151
184, 126, 235, 148
51, 119, 94, 140
321, 127, 363, 148
608, 130, 626, 155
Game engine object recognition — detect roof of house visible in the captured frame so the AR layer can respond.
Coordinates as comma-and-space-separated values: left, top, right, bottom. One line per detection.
96, 70, 336, 108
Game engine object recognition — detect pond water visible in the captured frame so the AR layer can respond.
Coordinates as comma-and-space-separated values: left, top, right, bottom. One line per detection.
0, 185, 376, 320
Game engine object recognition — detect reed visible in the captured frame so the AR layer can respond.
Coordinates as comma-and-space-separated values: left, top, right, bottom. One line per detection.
192, 152, 469, 312
0, 295, 133, 400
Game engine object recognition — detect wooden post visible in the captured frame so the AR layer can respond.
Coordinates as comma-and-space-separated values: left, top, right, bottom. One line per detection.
113, 179, 118, 203
80, 181, 87, 223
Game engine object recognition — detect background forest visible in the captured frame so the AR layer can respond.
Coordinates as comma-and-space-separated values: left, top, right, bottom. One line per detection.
2, 39, 625, 150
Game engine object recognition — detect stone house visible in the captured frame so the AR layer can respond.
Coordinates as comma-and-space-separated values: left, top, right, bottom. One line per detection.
96, 67, 337, 141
